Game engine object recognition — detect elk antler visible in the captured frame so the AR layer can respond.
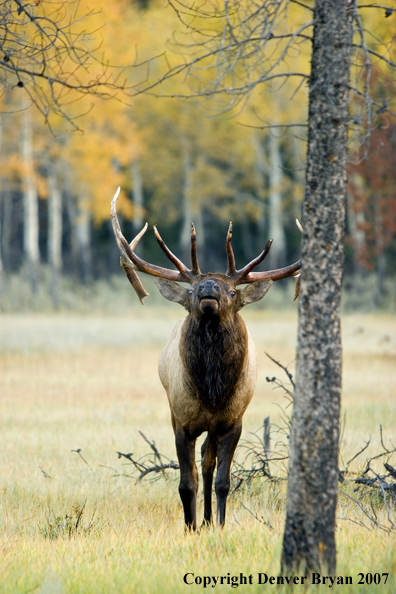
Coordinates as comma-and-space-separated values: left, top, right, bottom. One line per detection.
111, 188, 149, 304
292, 219, 303, 300
152, 225, 200, 280
225, 222, 301, 286
111, 188, 199, 303
190, 223, 201, 275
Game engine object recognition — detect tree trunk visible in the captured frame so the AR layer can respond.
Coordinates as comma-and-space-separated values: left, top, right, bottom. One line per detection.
21, 108, 40, 292
0, 192, 3, 298
281, 0, 353, 574
1, 190, 12, 271
0, 115, 3, 296
47, 170, 63, 306
132, 159, 144, 235
252, 131, 268, 252
180, 138, 204, 264
64, 169, 92, 285
347, 175, 366, 274
268, 131, 287, 269
374, 192, 386, 307
75, 205, 92, 285
375, 250, 386, 308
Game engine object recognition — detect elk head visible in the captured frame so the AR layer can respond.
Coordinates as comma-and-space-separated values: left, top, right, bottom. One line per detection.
110, 187, 301, 307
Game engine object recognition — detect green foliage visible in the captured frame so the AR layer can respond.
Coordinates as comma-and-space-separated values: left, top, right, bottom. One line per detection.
40, 503, 103, 540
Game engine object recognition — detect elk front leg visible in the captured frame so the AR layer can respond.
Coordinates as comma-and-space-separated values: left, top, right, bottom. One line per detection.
201, 434, 217, 527
175, 428, 198, 530
215, 420, 242, 527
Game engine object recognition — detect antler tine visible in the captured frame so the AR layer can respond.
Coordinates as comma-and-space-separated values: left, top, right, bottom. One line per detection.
226, 222, 236, 275
111, 188, 194, 303
230, 219, 302, 286
111, 188, 149, 304
293, 272, 301, 301
153, 226, 195, 280
237, 259, 301, 285
190, 223, 201, 275
231, 239, 273, 284
292, 218, 303, 300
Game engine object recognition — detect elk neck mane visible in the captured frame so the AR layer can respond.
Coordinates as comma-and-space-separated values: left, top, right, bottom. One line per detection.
180, 312, 248, 412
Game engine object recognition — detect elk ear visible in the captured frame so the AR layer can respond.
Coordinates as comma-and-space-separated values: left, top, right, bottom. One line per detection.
238, 280, 273, 308
154, 278, 188, 307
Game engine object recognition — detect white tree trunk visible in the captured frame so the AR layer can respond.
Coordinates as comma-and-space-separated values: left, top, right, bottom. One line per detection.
64, 169, 92, 284
1, 190, 12, 271
21, 108, 40, 291
0, 115, 3, 295
47, 170, 62, 305
132, 159, 144, 234
347, 183, 366, 274
374, 195, 386, 307
180, 138, 204, 264
252, 131, 267, 245
268, 131, 287, 269
75, 205, 92, 285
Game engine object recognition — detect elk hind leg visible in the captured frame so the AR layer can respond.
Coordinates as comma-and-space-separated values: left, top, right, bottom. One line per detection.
215, 420, 242, 527
201, 434, 217, 527
175, 428, 198, 531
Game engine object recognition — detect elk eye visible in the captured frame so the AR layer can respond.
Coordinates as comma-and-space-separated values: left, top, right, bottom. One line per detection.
188, 290, 193, 296
230, 291, 236, 297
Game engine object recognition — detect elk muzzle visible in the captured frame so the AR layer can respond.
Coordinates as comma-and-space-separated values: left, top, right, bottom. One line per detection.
198, 279, 221, 315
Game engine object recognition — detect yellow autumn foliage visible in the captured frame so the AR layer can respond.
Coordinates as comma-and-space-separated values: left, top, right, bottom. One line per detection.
1, 0, 395, 230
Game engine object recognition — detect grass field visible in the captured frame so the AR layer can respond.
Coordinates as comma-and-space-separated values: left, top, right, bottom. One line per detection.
1, 308, 396, 593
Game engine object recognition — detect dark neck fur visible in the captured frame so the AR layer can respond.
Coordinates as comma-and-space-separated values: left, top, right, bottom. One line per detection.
180, 313, 247, 412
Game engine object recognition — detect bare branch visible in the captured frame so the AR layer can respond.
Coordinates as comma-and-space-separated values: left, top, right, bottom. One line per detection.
265, 352, 295, 389
358, 4, 396, 13
344, 437, 371, 473
352, 0, 373, 145
290, 0, 314, 11
240, 502, 277, 532
352, 44, 396, 68
139, 431, 162, 465
138, 463, 179, 481
0, 0, 128, 123
339, 489, 389, 531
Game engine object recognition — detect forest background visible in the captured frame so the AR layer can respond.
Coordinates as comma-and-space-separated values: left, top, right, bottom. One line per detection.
0, 0, 395, 313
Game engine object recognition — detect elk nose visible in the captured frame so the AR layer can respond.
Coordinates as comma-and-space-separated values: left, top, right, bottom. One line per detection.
198, 280, 220, 297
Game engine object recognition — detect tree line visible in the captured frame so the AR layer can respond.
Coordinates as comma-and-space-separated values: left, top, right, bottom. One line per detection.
0, 0, 394, 308
0, 94, 394, 305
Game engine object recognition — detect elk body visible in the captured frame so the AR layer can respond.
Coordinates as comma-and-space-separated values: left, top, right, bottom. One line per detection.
111, 188, 301, 529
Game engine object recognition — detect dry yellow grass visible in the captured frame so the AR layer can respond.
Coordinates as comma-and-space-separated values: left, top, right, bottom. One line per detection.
0, 310, 395, 593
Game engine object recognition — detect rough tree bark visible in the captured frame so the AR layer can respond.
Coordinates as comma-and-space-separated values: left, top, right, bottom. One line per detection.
281, 0, 353, 574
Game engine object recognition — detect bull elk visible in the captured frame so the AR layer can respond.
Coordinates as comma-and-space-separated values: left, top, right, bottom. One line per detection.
111, 188, 301, 530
